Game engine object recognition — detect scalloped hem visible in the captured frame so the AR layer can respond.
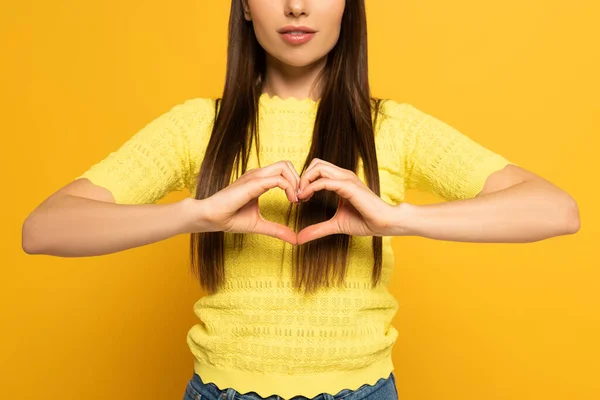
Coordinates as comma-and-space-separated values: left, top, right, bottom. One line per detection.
193, 353, 394, 399
259, 93, 320, 110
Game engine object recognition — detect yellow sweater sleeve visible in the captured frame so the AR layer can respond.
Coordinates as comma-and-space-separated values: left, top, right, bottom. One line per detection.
74, 98, 215, 204
394, 102, 516, 201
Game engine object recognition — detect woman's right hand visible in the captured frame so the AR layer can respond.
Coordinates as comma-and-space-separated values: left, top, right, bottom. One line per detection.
190, 160, 301, 245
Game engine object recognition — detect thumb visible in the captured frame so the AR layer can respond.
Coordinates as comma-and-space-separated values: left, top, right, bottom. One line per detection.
296, 219, 339, 245
254, 216, 298, 245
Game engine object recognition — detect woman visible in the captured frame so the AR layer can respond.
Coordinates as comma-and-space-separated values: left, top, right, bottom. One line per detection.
22, 1, 580, 399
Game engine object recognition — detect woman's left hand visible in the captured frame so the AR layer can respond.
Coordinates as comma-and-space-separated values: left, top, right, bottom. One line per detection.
296, 158, 398, 244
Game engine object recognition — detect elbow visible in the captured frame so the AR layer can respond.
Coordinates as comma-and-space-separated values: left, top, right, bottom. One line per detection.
563, 194, 581, 235
22, 216, 41, 255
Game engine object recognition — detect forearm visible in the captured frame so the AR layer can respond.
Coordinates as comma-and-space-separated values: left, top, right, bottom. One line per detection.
22, 196, 203, 257
391, 179, 580, 243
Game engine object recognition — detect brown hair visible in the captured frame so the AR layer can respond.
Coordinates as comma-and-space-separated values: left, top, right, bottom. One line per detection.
190, 0, 386, 295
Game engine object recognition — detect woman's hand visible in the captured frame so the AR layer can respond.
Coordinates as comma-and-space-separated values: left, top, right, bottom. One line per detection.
296, 158, 397, 244
192, 160, 301, 245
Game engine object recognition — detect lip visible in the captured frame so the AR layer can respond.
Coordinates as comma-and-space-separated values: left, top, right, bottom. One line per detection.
276, 25, 317, 34
277, 25, 317, 45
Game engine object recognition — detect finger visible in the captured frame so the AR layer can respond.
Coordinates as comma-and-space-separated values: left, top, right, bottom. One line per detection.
237, 161, 298, 203
298, 177, 373, 213
301, 158, 325, 181
303, 157, 342, 175
285, 161, 301, 196
303, 158, 321, 175
261, 161, 299, 202
304, 157, 336, 173
297, 219, 339, 245
300, 178, 379, 220
254, 216, 298, 245
232, 167, 258, 185
299, 163, 349, 194
298, 177, 353, 199
228, 175, 294, 211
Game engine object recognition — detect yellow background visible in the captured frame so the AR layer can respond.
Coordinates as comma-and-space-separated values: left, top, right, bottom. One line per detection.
3, 1, 598, 399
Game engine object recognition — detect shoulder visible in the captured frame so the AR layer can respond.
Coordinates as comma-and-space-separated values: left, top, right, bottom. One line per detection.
373, 99, 448, 153
374, 98, 428, 127
180, 97, 217, 111
168, 97, 218, 124
371, 98, 429, 142
164, 97, 218, 150
135, 97, 217, 142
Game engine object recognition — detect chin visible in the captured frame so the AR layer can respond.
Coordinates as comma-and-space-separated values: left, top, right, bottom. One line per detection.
272, 52, 328, 69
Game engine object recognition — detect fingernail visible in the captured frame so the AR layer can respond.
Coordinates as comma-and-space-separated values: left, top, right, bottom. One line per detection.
297, 187, 302, 194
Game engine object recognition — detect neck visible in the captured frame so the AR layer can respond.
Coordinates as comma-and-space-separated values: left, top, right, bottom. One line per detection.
262, 54, 327, 101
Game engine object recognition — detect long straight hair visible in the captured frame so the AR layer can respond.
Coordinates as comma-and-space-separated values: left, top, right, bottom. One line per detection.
190, 0, 385, 295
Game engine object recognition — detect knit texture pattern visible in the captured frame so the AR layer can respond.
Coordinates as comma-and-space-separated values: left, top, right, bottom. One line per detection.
75, 94, 513, 399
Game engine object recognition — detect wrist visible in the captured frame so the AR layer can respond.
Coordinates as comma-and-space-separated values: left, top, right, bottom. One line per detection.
388, 202, 418, 237
177, 197, 214, 234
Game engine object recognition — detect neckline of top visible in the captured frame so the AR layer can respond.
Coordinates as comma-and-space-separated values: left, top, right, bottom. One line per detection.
259, 93, 320, 111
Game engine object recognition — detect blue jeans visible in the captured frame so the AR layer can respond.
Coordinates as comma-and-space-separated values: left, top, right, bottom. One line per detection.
182, 371, 398, 400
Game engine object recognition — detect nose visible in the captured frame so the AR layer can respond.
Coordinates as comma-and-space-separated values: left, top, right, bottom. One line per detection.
284, 0, 308, 17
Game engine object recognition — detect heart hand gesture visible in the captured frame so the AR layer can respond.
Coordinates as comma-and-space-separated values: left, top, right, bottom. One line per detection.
188, 158, 398, 245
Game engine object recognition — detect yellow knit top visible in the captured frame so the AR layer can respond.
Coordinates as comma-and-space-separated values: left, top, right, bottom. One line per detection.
75, 93, 513, 399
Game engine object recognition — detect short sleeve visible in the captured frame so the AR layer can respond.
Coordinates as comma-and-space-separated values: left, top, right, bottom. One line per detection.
397, 103, 516, 201
74, 98, 215, 204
